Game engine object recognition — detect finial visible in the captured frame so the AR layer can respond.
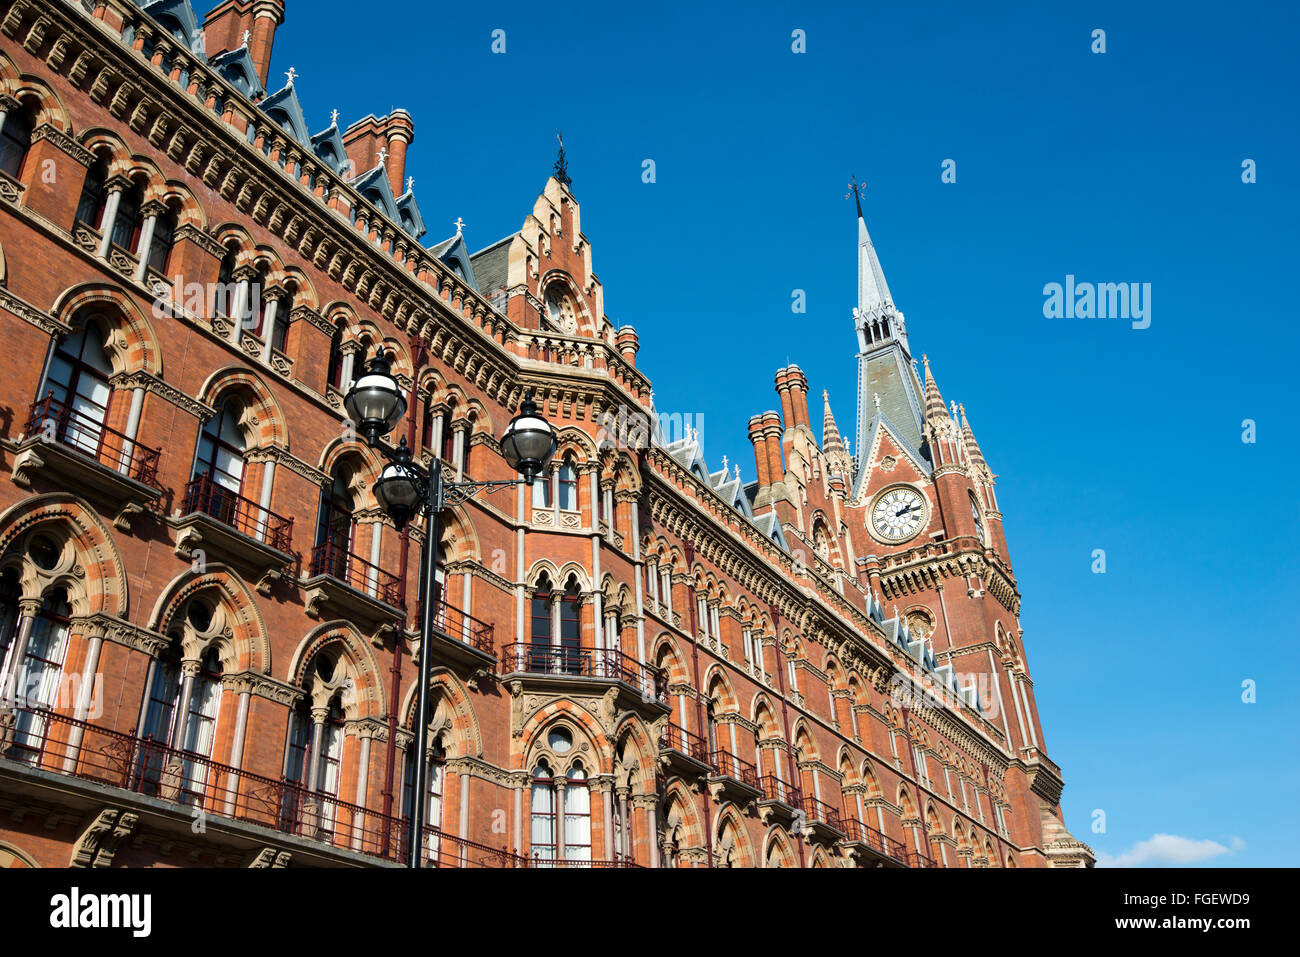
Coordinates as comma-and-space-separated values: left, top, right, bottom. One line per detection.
284, 66, 298, 87
845, 173, 866, 218
951, 400, 959, 420
330, 108, 340, 126
721, 454, 729, 472
453, 216, 465, 236
553, 129, 571, 187
407, 175, 416, 193
734, 463, 741, 480
873, 392, 881, 410
240, 28, 251, 48
377, 146, 388, 166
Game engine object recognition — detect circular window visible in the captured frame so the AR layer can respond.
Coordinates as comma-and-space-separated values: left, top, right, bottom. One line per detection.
547, 727, 573, 754
186, 600, 214, 632
29, 535, 60, 571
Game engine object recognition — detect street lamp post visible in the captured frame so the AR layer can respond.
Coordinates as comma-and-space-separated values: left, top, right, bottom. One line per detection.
345, 349, 557, 869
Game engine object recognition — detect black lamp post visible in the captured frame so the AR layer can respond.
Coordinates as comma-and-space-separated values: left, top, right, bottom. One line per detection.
345, 349, 557, 868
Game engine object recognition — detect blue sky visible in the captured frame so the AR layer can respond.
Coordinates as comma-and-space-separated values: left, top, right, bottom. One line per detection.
273, 1, 1300, 865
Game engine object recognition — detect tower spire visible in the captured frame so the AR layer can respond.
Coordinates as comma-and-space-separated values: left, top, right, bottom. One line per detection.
822, 389, 845, 455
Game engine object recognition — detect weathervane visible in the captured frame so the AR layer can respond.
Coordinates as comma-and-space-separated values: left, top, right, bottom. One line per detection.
845, 173, 866, 217
553, 130, 571, 187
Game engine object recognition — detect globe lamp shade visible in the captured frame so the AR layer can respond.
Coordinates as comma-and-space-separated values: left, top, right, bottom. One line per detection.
344, 351, 406, 442
501, 392, 557, 484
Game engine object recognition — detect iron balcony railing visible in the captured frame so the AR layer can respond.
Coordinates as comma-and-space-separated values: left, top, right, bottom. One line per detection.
310, 541, 402, 608
0, 705, 615, 868
757, 774, 802, 807
499, 644, 667, 702
416, 595, 496, 657
709, 748, 761, 790
27, 392, 162, 489
795, 793, 843, 831
660, 722, 711, 765
183, 473, 293, 552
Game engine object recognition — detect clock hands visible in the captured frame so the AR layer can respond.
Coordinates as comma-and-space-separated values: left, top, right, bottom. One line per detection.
893, 504, 920, 518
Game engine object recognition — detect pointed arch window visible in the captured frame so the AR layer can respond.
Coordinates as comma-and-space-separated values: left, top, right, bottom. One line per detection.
530, 759, 558, 864
178, 647, 223, 803
11, 589, 73, 759
557, 457, 578, 511
215, 245, 238, 317
563, 764, 591, 862
140, 636, 183, 751
146, 204, 178, 274
40, 322, 114, 455
0, 102, 34, 178
559, 578, 581, 674
401, 739, 446, 864
194, 399, 246, 494
970, 492, 987, 546
530, 574, 553, 663
532, 464, 553, 509
0, 569, 19, 682
109, 180, 145, 252
315, 466, 356, 579
75, 154, 111, 229
326, 326, 346, 390
245, 265, 271, 335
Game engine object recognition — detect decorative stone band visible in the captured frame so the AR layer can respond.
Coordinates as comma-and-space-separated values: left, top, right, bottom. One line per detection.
222, 669, 305, 707
30, 123, 95, 167
111, 369, 216, 421
0, 286, 71, 338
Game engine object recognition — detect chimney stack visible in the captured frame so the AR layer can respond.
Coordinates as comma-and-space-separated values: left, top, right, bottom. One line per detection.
748, 415, 771, 487
202, 1, 286, 89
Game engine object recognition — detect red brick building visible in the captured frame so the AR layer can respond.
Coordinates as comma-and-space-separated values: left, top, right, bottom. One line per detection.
0, 0, 1092, 868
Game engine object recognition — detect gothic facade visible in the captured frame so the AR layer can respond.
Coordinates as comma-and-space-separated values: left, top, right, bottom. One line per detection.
0, 0, 1092, 868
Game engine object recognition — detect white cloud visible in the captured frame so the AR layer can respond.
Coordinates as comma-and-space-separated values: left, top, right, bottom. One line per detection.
1095, 833, 1244, 868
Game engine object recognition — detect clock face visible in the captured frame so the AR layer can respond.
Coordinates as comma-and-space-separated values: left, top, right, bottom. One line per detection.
870, 486, 927, 543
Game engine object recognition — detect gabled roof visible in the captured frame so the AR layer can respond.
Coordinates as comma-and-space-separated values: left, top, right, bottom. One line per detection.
209, 47, 264, 100
428, 231, 479, 291
309, 122, 350, 176
259, 82, 312, 147
351, 164, 426, 240
139, 0, 204, 55
850, 406, 934, 499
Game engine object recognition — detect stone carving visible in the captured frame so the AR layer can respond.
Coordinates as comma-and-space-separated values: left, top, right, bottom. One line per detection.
69, 808, 140, 868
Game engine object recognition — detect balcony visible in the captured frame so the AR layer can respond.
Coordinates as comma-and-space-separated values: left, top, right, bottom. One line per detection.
0, 704, 531, 868
706, 748, 762, 804
414, 594, 497, 672
498, 644, 669, 719
302, 542, 404, 633
8, 394, 163, 530
658, 723, 713, 778
756, 774, 802, 825
795, 793, 845, 843
840, 817, 909, 867
0, 705, 646, 868
173, 475, 294, 594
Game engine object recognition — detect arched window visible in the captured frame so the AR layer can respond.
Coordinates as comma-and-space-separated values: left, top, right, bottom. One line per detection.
75, 154, 111, 229
559, 577, 581, 674
532, 463, 553, 509
326, 327, 345, 390
315, 465, 355, 578
11, 589, 73, 760
284, 693, 344, 831
970, 492, 987, 546
530, 759, 557, 864
215, 245, 238, 317
401, 738, 446, 864
178, 646, 223, 803
194, 399, 246, 494
145, 204, 178, 274
108, 179, 145, 253
246, 265, 271, 335
0, 568, 19, 681
564, 764, 591, 862
557, 457, 578, 511
0, 102, 34, 178
40, 322, 114, 453
530, 574, 553, 663
440, 402, 456, 463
